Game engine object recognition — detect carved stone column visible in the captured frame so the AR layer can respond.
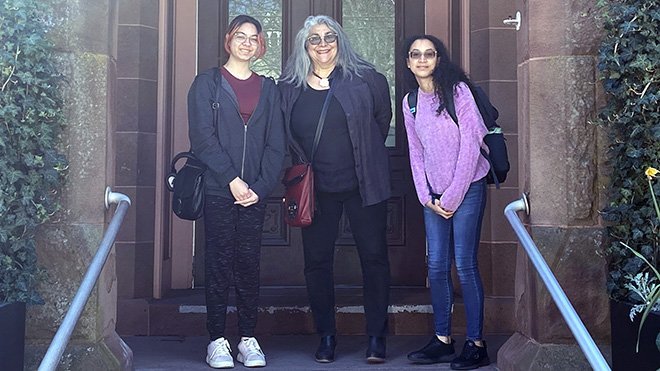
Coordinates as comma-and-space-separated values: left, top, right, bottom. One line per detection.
497, 1, 611, 369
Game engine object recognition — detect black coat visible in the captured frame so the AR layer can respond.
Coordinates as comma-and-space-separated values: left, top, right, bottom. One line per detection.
279, 68, 392, 206
187, 67, 286, 200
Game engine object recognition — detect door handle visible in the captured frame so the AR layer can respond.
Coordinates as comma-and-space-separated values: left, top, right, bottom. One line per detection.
503, 11, 521, 31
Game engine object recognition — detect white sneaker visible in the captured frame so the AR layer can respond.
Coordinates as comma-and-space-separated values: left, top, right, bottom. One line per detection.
206, 337, 234, 369
237, 337, 266, 367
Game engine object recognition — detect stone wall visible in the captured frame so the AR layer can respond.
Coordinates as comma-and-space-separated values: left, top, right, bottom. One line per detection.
468, 0, 520, 337
114, 0, 160, 301
25, 0, 131, 369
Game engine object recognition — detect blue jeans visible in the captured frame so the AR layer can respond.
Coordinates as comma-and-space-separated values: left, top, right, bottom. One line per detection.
424, 178, 487, 340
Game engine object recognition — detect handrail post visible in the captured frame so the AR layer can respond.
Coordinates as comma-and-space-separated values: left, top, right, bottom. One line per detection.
505, 194, 611, 371
38, 187, 131, 371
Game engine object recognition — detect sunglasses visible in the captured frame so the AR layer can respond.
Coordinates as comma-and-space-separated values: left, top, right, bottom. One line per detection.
408, 49, 437, 60
307, 33, 338, 46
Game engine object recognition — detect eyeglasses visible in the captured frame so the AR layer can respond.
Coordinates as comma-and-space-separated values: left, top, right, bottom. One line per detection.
408, 49, 437, 60
233, 32, 259, 45
307, 33, 338, 46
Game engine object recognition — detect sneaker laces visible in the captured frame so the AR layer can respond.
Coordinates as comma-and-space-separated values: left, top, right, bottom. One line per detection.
241, 337, 264, 356
210, 338, 232, 357
459, 340, 480, 360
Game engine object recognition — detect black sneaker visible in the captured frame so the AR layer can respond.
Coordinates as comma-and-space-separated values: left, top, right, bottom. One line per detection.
407, 336, 455, 364
450, 340, 490, 370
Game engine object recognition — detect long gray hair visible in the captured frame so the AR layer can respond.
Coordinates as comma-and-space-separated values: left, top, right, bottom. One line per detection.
280, 15, 375, 88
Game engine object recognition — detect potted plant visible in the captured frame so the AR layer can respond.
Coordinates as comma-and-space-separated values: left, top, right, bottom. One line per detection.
0, 1, 67, 369
597, 0, 660, 369
613, 169, 660, 358
605, 168, 660, 370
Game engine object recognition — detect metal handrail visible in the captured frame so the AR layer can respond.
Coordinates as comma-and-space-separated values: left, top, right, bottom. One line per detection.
38, 187, 131, 371
505, 194, 611, 371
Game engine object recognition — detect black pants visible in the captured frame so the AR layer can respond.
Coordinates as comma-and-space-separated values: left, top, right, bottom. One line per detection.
301, 189, 390, 337
204, 195, 266, 340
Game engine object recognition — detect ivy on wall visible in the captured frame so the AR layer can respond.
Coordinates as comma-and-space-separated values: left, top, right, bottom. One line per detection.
0, 0, 67, 304
598, 0, 659, 302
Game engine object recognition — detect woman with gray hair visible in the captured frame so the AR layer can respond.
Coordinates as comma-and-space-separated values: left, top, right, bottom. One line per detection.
279, 15, 392, 364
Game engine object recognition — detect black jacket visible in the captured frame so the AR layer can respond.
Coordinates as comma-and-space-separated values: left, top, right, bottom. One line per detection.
188, 67, 285, 200
279, 67, 392, 206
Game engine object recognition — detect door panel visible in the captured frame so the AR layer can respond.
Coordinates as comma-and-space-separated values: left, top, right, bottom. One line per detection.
342, 0, 396, 146
183, 0, 428, 288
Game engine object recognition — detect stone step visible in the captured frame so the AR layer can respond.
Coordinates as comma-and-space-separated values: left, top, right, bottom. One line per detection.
124, 335, 508, 370
118, 287, 514, 337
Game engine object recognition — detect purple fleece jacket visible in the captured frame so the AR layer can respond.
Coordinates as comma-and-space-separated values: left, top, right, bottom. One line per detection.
402, 82, 490, 211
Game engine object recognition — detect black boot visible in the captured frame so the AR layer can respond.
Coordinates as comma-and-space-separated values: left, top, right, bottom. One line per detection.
315, 335, 336, 363
450, 340, 490, 370
407, 336, 455, 364
366, 336, 386, 363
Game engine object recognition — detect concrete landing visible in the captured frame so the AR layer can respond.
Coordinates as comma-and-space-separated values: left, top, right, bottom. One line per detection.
124, 335, 505, 370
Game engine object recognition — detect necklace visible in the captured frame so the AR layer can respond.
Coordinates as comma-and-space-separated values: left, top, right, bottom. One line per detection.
311, 71, 330, 88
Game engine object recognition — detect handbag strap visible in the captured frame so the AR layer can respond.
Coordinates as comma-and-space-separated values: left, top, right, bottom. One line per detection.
310, 83, 335, 164
211, 70, 221, 135
188, 69, 222, 153
208, 68, 222, 143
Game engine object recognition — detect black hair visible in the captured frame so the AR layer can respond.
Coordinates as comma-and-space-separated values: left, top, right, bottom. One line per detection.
227, 14, 263, 34
402, 34, 473, 116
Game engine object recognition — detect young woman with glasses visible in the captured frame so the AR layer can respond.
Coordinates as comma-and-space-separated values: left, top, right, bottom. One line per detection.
187, 14, 285, 369
402, 35, 491, 370
279, 14, 392, 364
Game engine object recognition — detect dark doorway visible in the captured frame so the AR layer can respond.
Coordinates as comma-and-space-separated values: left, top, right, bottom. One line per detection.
180, 0, 428, 289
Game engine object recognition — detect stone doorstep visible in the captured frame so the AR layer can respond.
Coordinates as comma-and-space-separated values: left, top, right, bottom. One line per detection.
125, 335, 508, 371
118, 287, 515, 338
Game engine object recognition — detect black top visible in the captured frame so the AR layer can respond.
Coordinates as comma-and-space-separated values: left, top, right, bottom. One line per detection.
291, 85, 358, 192
279, 67, 393, 206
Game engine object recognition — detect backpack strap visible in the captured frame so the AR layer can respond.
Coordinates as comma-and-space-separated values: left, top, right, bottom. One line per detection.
443, 86, 459, 125
467, 85, 502, 188
184, 69, 221, 170
444, 83, 501, 188
407, 89, 418, 117
471, 85, 499, 129
193, 68, 221, 152
212, 67, 222, 117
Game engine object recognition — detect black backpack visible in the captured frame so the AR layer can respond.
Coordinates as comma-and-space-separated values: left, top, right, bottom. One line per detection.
407, 84, 510, 188
166, 152, 207, 220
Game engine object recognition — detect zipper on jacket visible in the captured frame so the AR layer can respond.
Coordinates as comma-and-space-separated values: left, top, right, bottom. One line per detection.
239, 98, 259, 179
241, 123, 247, 178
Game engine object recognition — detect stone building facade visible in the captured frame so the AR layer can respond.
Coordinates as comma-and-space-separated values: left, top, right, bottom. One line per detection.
27, 1, 609, 369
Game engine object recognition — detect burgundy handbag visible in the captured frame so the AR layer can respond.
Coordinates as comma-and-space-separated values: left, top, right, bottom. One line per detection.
282, 163, 315, 227
282, 84, 335, 227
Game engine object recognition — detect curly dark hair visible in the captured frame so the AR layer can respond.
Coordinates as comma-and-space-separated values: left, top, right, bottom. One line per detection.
402, 34, 473, 116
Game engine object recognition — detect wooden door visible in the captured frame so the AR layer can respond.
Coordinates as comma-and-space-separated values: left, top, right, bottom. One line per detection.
172, 0, 429, 289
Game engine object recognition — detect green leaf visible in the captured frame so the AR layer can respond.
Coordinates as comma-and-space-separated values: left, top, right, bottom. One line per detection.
0, 0, 66, 304
636, 285, 660, 352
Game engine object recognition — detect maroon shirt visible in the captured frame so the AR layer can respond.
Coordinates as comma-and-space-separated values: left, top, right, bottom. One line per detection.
221, 66, 262, 123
